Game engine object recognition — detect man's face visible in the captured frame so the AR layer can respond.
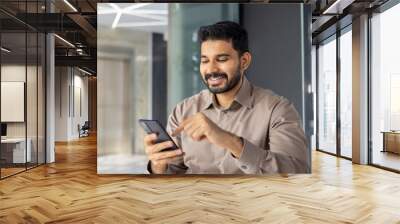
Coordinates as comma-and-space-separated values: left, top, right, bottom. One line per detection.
200, 40, 243, 94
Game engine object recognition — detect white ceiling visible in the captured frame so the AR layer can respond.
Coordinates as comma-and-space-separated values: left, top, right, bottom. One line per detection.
97, 3, 168, 34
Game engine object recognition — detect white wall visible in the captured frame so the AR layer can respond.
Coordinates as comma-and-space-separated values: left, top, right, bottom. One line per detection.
72, 73, 89, 138
55, 66, 69, 141
1, 66, 26, 129
55, 67, 89, 141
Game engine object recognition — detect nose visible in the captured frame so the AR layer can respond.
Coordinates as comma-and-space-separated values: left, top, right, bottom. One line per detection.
204, 60, 220, 74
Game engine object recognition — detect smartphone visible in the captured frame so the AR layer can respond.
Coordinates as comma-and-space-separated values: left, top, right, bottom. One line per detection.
138, 119, 179, 152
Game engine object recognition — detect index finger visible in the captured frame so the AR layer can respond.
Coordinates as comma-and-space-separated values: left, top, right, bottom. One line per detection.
171, 126, 184, 137
171, 118, 191, 137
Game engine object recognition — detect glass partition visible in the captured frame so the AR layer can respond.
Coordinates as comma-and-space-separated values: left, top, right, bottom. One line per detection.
370, 3, 400, 171
339, 27, 352, 158
317, 35, 337, 155
27, 30, 38, 169
0, 1, 46, 179
1, 30, 28, 177
38, 32, 45, 165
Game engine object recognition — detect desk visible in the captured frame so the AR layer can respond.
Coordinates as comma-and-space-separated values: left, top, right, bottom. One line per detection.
381, 131, 400, 154
1, 138, 31, 163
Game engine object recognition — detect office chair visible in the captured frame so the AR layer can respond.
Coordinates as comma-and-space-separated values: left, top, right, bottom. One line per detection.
79, 121, 90, 138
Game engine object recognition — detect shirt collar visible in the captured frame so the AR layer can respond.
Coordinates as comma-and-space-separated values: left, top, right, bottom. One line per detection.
201, 76, 254, 111
234, 76, 254, 109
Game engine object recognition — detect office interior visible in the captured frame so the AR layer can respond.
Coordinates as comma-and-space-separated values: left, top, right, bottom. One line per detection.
0, 0, 399, 222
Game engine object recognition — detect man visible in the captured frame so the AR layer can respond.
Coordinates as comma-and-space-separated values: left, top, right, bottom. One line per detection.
144, 21, 309, 174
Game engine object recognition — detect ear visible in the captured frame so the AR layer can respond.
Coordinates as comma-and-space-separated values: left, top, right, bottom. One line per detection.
240, 52, 252, 72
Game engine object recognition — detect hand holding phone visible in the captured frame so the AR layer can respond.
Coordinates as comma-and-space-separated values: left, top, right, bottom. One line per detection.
140, 119, 183, 174
139, 119, 179, 151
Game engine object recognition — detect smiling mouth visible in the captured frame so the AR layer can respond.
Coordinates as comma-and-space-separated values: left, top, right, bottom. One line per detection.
208, 76, 226, 86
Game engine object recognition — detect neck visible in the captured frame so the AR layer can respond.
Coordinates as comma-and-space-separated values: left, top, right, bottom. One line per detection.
215, 77, 243, 109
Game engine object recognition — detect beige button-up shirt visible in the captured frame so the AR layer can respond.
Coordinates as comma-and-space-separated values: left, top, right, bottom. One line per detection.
155, 77, 309, 174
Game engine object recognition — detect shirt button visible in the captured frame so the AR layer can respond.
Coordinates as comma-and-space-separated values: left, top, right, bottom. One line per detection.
241, 165, 247, 169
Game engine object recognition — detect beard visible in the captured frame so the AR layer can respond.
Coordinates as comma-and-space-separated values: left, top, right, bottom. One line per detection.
203, 68, 242, 94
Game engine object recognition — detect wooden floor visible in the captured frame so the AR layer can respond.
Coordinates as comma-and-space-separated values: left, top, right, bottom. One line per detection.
1, 135, 400, 223
0, 167, 26, 178
372, 151, 400, 171
1, 163, 45, 178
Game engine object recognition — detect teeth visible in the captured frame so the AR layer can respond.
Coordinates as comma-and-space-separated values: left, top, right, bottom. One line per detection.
210, 77, 222, 81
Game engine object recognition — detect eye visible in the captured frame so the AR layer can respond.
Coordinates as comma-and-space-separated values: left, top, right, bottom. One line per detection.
201, 59, 209, 64
217, 56, 229, 62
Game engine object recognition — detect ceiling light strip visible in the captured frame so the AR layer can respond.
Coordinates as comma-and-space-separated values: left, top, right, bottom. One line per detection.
112, 12, 122, 29
63, 0, 78, 12
323, 0, 356, 15
77, 67, 93, 76
54, 34, 75, 48
1, 47, 11, 53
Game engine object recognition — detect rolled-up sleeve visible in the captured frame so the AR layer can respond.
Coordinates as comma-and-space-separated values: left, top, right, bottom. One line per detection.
232, 97, 309, 174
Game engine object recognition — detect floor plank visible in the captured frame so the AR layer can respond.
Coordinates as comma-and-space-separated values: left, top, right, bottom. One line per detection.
0, 135, 400, 223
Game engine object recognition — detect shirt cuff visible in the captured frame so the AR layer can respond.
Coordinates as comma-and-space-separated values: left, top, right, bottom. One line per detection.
147, 161, 186, 174
146, 161, 153, 174
231, 138, 267, 174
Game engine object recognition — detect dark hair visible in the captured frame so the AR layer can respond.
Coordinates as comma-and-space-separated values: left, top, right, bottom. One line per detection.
198, 21, 249, 56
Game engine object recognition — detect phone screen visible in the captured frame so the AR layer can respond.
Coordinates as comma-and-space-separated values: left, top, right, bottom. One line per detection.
139, 119, 179, 151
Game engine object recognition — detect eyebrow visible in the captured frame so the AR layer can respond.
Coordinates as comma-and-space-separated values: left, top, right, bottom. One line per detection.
201, 53, 231, 58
